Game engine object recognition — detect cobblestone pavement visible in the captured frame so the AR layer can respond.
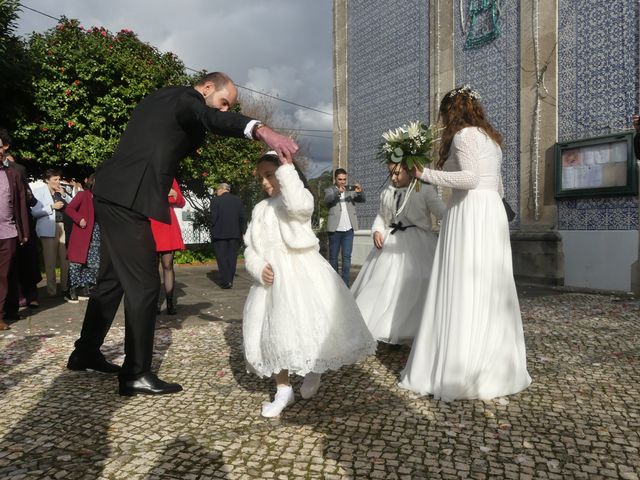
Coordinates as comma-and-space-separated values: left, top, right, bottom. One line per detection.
1, 265, 639, 479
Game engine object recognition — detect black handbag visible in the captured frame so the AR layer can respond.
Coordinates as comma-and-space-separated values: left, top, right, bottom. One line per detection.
502, 198, 516, 222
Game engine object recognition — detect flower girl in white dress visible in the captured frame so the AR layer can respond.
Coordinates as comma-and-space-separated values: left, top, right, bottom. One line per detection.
399, 86, 531, 401
351, 162, 445, 344
243, 152, 376, 417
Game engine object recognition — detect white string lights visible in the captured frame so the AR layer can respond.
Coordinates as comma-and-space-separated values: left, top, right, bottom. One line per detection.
531, 0, 542, 220
530, 0, 553, 221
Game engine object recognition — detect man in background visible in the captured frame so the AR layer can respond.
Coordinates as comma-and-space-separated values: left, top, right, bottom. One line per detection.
210, 183, 245, 289
0, 138, 29, 329
324, 168, 365, 285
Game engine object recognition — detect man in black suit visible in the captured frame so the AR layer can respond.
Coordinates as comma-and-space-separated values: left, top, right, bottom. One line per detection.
67, 72, 298, 396
210, 183, 245, 289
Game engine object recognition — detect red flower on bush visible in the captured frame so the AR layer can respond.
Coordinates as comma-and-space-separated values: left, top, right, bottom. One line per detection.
65, 90, 71, 96
73, 80, 80, 86
67, 121, 75, 127
201, 172, 209, 178
41, 127, 49, 132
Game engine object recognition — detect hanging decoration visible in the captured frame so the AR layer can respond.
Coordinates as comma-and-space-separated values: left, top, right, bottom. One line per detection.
462, 0, 502, 50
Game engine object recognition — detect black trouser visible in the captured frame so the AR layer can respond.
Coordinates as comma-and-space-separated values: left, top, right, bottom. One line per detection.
212, 238, 241, 285
74, 198, 160, 379
0, 237, 18, 320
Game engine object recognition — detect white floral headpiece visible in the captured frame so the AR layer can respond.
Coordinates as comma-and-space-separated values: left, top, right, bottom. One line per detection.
447, 85, 481, 101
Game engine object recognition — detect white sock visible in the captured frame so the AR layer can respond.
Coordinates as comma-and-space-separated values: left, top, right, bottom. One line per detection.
261, 385, 295, 418
300, 372, 322, 399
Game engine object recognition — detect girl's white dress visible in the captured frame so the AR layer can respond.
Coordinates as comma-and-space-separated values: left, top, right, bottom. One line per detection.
399, 127, 532, 401
243, 164, 376, 378
351, 181, 445, 344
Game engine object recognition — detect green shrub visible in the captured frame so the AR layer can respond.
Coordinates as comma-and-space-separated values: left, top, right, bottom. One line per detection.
174, 244, 215, 265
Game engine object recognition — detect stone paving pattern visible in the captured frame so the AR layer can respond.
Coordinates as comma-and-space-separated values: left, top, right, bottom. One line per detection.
0, 265, 639, 479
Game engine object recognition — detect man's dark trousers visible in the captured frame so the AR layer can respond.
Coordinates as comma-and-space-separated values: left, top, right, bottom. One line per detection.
74, 198, 159, 378
213, 238, 241, 285
0, 237, 19, 320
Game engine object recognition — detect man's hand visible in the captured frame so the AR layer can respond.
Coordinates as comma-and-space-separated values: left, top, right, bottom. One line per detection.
373, 231, 384, 249
255, 126, 299, 164
53, 200, 64, 210
79, 218, 87, 228
354, 183, 362, 193
261, 264, 274, 285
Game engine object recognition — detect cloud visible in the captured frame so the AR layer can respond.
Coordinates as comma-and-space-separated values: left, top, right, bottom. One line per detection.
15, 0, 334, 176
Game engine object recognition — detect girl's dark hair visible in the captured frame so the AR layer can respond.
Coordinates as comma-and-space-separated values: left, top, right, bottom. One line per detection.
44, 168, 62, 180
256, 153, 309, 189
85, 174, 96, 191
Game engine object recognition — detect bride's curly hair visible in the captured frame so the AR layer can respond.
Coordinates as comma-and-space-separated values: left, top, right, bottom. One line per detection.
436, 86, 503, 169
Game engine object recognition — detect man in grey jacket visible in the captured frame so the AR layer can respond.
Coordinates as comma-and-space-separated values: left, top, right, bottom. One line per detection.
324, 168, 365, 285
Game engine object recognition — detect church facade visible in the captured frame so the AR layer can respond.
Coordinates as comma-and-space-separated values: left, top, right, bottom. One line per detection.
332, 0, 639, 292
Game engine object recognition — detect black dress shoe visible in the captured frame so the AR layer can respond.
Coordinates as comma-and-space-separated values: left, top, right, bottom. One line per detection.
118, 372, 183, 396
220, 282, 232, 289
67, 350, 121, 374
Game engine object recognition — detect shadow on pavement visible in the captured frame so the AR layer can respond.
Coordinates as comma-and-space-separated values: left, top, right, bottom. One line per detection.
0, 331, 175, 478
222, 322, 271, 394
144, 435, 227, 479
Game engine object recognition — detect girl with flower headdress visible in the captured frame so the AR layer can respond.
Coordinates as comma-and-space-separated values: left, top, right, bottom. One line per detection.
242, 151, 376, 418
399, 86, 531, 401
351, 161, 445, 345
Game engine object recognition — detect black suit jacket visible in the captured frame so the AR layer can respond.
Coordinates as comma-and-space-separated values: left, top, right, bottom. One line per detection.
210, 192, 246, 240
93, 86, 253, 223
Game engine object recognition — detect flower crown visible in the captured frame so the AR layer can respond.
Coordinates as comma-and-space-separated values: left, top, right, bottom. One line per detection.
447, 85, 481, 101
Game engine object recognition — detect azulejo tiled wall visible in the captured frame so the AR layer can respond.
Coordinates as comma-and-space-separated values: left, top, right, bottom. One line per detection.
557, 0, 639, 230
347, 0, 430, 229
454, 0, 521, 227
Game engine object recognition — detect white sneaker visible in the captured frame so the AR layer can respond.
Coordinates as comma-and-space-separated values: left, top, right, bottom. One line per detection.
261, 385, 295, 418
300, 372, 322, 399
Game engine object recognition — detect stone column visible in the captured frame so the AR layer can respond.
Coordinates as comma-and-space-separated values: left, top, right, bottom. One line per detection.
512, 0, 564, 285
429, 0, 455, 122
332, 0, 349, 170
631, 159, 640, 294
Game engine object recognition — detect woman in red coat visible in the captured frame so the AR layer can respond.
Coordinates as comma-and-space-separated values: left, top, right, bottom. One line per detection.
150, 178, 185, 314
65, 175, 100, 303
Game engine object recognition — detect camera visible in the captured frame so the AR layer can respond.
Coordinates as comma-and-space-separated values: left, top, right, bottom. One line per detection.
346, 185, 357, 191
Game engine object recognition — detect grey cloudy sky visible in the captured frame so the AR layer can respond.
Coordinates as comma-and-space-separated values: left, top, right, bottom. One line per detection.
15, 0, 334, 177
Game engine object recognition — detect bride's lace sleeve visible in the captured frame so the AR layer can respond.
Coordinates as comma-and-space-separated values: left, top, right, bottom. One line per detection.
420, 127, 480, 190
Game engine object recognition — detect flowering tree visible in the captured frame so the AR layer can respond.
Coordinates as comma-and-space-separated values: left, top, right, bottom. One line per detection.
13, 18, 188, 179
0, 0, 32, 129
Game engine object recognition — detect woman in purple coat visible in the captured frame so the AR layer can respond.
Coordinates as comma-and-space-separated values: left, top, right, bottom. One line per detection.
65, 175, 100, 302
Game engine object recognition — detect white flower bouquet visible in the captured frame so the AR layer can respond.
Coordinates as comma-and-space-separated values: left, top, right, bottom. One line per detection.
379, 121, 436, 171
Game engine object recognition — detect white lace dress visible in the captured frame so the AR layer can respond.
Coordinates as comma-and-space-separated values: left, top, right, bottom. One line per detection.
399, 127, 532, 401
243, 164, 376, 378
351, 182, 445, 344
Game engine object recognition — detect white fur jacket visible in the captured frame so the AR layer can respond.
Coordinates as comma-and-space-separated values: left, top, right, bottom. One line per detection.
371, 181, 446, 237
244, 164, 319, 285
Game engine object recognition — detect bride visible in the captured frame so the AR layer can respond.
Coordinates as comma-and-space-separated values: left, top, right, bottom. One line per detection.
399, 86, 531, 401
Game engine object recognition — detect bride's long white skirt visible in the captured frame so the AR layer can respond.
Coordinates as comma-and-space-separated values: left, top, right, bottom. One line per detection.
351, 227, 438, 344
399, 189, 531, 401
